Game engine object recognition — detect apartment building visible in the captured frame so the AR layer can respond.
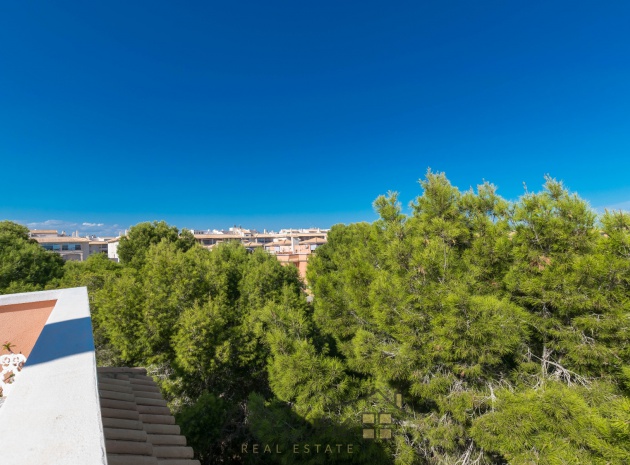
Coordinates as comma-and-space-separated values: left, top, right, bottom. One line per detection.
191, 227, 328, 280
31, 235, 90, 261
29, 230, 113, 262
30, 226, 327, 274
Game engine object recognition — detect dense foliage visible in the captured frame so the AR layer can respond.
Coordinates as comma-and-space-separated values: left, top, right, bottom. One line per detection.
305, 172, 630, 464
0, 220, 64, 293
3, 172, 630, 464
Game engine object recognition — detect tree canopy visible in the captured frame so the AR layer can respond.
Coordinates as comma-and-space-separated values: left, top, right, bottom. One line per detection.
116, 220, 196, 268
3, 171, 630, 464
0, 220, 64, 293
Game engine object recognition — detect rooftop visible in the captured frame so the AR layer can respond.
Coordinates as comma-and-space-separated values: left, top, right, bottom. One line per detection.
0, 288, 198, 465
28, 229, 59, 235
32, 236, 91, 243
0, 288, 106, 464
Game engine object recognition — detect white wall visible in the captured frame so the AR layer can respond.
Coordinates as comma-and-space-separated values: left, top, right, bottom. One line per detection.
0, 288, 107, 465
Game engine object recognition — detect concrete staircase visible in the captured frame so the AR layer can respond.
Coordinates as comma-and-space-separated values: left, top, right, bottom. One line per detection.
97, 367, 200, 465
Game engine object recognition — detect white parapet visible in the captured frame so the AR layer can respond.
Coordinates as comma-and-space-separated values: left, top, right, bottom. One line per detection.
0, 287, 107, 465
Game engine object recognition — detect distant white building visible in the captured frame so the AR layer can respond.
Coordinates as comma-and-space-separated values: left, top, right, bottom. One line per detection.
29, 230, 116, 262
28, 229, 60, 238
107, 237, 120, 262
30, 232, 90, 262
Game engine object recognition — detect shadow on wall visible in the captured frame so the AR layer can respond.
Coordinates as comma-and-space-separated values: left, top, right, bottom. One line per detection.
25, 317, 95, 367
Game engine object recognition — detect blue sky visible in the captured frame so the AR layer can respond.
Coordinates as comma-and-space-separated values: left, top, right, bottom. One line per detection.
1, 1, 629, 236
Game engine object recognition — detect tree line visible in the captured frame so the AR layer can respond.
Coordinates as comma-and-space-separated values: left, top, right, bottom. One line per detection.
2, 171, 630, 464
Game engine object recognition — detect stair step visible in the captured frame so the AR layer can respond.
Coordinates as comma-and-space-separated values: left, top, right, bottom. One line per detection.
98, 367, 148, 375
147, 434, 186, 446
153, 446, 194, 459
107, 455, 158, 465
106, 439, 153, 456
135, 396, 168, 406
100, 389, 136, 402
143, 423, 181, 435
158, 460, 201, 465
104, 427, 148, 442
98, 377, 132, 387
140, 414, 175, 425
101, 398, 138, 410
130, 384, 161, 394
137, 405, 171, 415
130, 378, 157, 387
102, 417, 143, 430
101, 408, 140, 421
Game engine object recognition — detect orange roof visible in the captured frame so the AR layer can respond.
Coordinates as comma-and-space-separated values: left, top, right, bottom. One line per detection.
194, 234, 238, 239
265, 240, 291, 247
0, 300, 57, 358
33, 236, 90, 243
29, 229, 58, 234
300, 237, 327, 245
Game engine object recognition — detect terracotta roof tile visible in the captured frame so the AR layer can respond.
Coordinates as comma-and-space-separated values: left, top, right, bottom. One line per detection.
300, 237, 327, 244
29, 229, 58, 234
97, 367, 200, 465
33, 236, 90, 243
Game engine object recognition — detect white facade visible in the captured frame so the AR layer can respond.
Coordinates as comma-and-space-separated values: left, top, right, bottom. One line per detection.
108, 239, 120, 262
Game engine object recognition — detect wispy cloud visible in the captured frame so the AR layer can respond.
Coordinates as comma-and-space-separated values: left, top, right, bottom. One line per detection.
594, 200, 630, 214
26, 219, 78, 229
20, 219, 123, 237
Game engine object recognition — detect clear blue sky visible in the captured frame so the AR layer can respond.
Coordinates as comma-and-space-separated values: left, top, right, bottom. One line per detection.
2, 1, 629, 236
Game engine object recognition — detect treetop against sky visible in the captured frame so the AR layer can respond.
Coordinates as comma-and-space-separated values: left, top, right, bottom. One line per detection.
1, 1, 629, 235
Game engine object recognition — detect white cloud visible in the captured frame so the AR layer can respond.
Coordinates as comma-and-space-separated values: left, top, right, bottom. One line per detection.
594, 200, 630, 214
21, 219, 123, 238
27, 219, 78, 230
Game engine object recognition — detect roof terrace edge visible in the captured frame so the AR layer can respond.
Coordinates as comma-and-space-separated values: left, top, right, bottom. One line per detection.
0, 287, 107, 465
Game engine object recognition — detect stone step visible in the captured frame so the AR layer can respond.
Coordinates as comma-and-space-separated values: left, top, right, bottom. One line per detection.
130, 383, 161, 394
147, 434, 187, 446
98, 367, 148, 375
106, 439, 153, 456
104, 427, 148, 442
101, 398, 138, 410
140, 414, 175, 425
97, 377, 132, 387
143, 423, 181, 435
158, 460, 201, 465
99, 383, 134, 395
153, 446, 194, 459
100, 389, 136, 402
107, 455, 158, 465
135, 396, 168, 406
133, 391, 163, 400
129, 377, 157, 387
137, 405, 171, 415
101, 407, 140, 421
128, 374, 155, 382
101, 417, 143, 430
